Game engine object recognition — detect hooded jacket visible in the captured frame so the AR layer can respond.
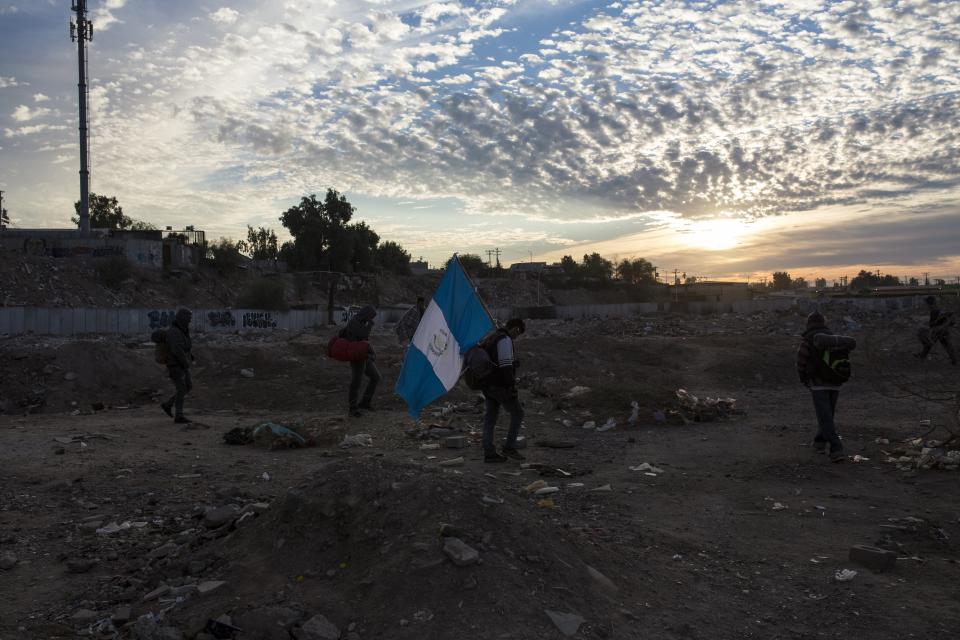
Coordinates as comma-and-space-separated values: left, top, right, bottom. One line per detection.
341, 305, 376, 342
166, 315, 193, 370
796, 322, 856, 388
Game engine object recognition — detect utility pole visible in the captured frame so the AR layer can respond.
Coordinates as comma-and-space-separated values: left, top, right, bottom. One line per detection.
70, 1, 93, 234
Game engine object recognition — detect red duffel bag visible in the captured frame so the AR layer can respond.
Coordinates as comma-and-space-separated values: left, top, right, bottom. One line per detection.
327, 336, 370, 362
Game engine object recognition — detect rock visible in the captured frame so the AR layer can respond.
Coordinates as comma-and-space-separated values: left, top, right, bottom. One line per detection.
197, 580, 226, 596
143, 584, 171, 601
438, 457, 464, 467
149, 542, 180, 559
112, 606, 132, 624
240, 368, 255, 378
0, 551, 18, 570
66, 557, 98, 573
849, 545, 898, 573
64, 371, 78, 381
296, 614, 340, 640
544, 610, 585, 637
203, 506, 238, 529
442, 537, 479, 566
444, 436, 467, 449
586, 565, 619, 595
71, 608, 99, 623
235, 606, 305, 640
168, 584, 198, 598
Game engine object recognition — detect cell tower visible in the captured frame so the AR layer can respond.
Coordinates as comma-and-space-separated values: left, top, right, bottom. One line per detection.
70, 1, 93, 234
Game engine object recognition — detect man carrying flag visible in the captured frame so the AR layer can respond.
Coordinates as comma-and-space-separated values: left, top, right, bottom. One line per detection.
395, 255, 494, 420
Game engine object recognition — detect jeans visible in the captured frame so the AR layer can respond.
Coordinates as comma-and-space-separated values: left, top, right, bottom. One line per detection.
482, 386, 524, 454
167, 367, 192, 417
810, 389, 842, 453
349, 359, 381, 409
918, 327, 957, 364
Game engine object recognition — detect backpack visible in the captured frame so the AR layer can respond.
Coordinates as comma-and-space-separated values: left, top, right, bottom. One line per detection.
150, 329, 169, 365
461, 333, 500, 390
812, 345, 851, 385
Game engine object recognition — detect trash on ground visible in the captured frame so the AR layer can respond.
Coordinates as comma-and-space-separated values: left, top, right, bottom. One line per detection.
339, 433, 373, 448
834, 568, 858, 582
629, 462, 664, 474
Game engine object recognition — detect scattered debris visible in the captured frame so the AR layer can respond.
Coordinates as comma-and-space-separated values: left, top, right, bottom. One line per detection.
339, 433, 374, 448
834, 568, 858, 582
544, 610, 585, 637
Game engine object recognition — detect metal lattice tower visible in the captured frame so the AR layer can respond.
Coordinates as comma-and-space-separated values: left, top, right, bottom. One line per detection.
70, 1, 93, 234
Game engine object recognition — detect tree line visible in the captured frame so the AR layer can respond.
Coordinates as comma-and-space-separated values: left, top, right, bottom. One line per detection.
74, 189, 413, 276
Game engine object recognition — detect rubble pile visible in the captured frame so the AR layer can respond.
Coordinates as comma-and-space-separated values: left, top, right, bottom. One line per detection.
43, 457, 634, 639
882, 437, 960, 471
669, 388, 740, 423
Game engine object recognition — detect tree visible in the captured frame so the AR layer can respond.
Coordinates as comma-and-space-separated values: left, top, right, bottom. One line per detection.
850, 269, 900, 290
559, 255, 579, 276
245, 226, 279, 260
0, 207, 8, 229
279, 189, 355, 270
616, 258, 657, 285
73, 193, 132, 230
457, 253, 486, 277
771, 271, 793, 290
908, 277, 920, 286
207, 237, 245, 272
130, 220, 157, 231
347, 221, 379, 273
376, 241, 411, 275
815, 278, 827, 289
581, 253, 613, 280
793, 277, 809, 289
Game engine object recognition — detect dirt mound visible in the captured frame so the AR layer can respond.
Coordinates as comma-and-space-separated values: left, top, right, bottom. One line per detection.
151, 456, 638, 639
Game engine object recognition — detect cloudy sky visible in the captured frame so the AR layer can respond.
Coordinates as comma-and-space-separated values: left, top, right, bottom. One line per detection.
1, 0, 958, 281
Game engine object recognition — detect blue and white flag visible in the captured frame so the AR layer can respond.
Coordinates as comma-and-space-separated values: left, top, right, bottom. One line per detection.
395, 256, 494, 418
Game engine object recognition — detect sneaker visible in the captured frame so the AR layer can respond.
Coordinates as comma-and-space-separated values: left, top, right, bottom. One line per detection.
484, 451, 508, 463
160, 403, 173, 418
812, 441, 826, 453
829, 450, 846, 463
502, 447, 525, 461
349, 409, 363, 418
173, 415, 192, 424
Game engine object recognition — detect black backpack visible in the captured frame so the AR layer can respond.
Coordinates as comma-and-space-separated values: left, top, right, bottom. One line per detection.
811, 344, 852, 385
150, 329, 169, 365
462, 333, 500, 390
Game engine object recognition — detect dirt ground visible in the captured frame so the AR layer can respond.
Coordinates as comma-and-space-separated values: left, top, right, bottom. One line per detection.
1, 311, 959, 640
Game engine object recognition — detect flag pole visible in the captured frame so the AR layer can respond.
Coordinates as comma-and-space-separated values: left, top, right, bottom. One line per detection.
452, 253, 498, 327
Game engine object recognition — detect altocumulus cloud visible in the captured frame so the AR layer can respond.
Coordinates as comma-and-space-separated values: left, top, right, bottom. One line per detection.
1, 0, 959, 261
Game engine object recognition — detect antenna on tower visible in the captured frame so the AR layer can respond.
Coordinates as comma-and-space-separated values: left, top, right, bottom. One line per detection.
70, 1, 93, 234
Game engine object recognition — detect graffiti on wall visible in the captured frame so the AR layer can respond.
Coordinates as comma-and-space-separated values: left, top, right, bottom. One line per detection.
43, 245, 126, 258
207, 311, 236, 327
147, 310, 177, 329
242, 311, 277, 329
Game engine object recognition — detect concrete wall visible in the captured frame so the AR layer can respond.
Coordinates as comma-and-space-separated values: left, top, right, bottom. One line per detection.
0, 229, 163, 268
1, 297, 937, 337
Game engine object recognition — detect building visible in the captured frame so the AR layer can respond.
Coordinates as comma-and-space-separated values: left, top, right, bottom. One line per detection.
0, 227, 204, 270
671, 281, 751, 303
409, 260, 430, 276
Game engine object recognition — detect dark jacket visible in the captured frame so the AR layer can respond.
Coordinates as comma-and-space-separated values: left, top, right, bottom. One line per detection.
796, 326, 856, 387
930, 307, 954, 329
487, 329, 517, 388
341, 306, 376, 358
166, 321, 192, 370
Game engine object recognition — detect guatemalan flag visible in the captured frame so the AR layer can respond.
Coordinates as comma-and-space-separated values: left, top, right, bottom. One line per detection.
395, 256, 494, 418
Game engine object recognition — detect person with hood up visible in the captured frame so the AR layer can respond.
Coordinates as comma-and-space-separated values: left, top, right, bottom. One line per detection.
481, 318, 527, 463
161, 308, 195, 424
916, 295, 957, 365
796, 311, 856, 462
341, 305, 381, 417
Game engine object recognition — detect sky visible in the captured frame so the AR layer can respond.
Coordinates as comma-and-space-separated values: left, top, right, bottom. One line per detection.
1, 0, 959, 282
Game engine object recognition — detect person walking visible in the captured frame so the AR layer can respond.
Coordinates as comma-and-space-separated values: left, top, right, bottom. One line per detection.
341, 305, 381, 417
160, 308, 194, 424
916, 295, 957, 365
395, 296, 427, 345
796, 311, 856, 462
481, 318, 526, 463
